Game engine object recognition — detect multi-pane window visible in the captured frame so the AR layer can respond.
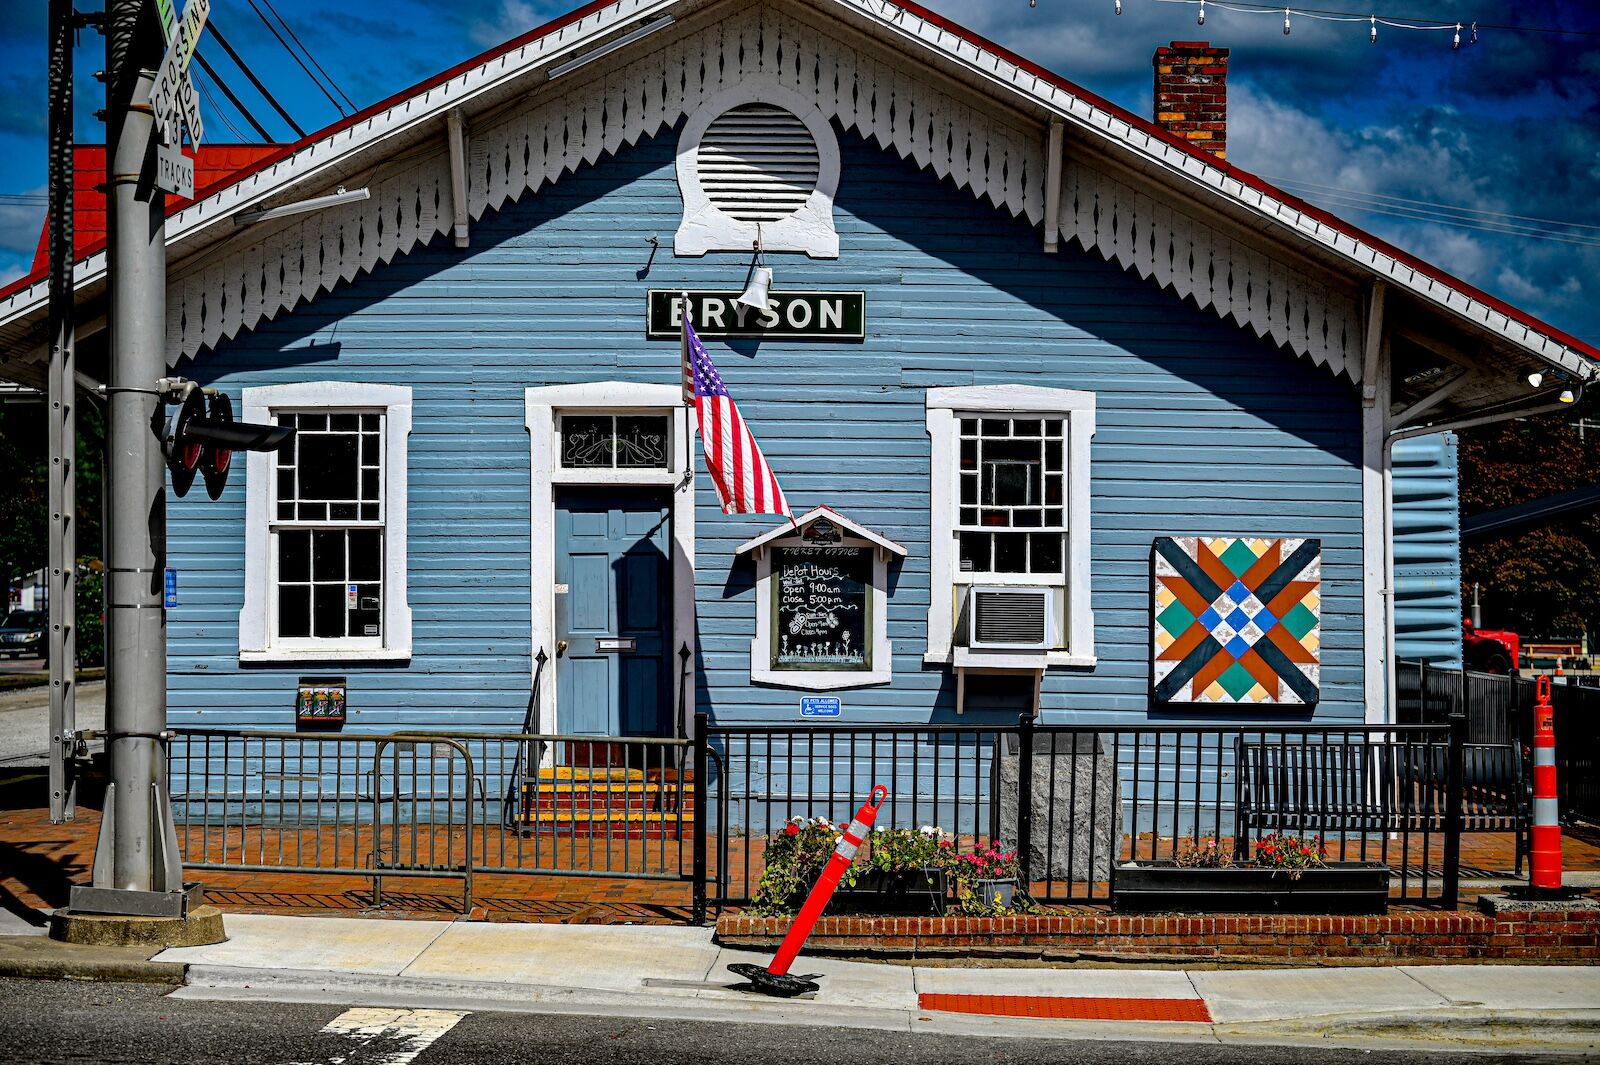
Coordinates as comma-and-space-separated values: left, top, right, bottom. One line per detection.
560, 414, 670, 470
956, 416, 1066, 576
273, 412, 384, 641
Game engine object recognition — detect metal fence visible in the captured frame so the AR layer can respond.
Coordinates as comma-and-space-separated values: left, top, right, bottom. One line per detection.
167, 728, 695, 912
700, 715, 1475, 914
1397, 661, 1599, 825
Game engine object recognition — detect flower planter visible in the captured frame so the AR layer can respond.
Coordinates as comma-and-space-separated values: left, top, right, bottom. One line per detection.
1113, 861, 1390, 914
974, 878, 1016, 910
805, 866, 948, 916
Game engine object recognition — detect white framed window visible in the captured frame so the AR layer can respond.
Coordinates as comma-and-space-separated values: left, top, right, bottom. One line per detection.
240, 383, 412, 662
739, 508, 905, 691
926, 386, 1095, 667
674, 80, 840, 259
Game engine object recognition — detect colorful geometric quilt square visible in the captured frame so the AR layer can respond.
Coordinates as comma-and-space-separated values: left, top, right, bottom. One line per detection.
1152, 536, 1321, 705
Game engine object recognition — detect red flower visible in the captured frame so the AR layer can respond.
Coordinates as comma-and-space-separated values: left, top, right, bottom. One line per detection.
784, 823, 800, 837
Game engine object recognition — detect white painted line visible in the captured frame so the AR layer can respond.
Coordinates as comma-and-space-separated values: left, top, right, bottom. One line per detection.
286, 1007, 466, 1065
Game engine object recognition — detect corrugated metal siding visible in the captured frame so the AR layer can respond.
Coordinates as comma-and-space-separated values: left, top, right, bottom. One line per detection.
1392, 432, 1463, 669
165, 123, 1365, 731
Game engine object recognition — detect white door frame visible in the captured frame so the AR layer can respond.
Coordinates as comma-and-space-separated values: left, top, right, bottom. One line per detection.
525, 383, 695, 739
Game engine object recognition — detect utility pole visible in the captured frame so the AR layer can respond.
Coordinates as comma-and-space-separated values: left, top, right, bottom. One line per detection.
46, 0, 78, 825
72, 0, 188, 911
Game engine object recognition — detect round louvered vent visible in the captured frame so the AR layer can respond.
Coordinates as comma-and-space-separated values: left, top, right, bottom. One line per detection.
696, 103, 820, 223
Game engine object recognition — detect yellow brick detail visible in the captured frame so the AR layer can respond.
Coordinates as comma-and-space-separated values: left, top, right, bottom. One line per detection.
1157, 111, 1186, 122
1186, 130, 1214, 140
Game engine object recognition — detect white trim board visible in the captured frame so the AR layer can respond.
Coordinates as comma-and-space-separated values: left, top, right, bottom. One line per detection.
925, 385, 1096, 669
525, 382, 695, 739
239, 381, 413, 664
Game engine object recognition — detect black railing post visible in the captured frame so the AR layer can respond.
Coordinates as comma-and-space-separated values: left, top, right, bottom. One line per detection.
1442, 709, 1467, 909
692, 711, 709, 926
1016, 712, 1034, 888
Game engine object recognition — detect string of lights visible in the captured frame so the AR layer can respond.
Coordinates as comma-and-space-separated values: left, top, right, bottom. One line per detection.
1030, 0, 1600, 44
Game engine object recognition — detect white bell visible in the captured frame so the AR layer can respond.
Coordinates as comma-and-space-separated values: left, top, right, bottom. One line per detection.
736, 266, 773, 311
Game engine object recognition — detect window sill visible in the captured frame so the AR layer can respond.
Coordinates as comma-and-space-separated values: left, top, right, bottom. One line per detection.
240, 648, 412, 665
924, 649, 1097, 670
751, 666, 893, 691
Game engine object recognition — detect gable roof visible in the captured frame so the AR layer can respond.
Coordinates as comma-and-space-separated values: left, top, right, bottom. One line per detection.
2, 0, 1594, 401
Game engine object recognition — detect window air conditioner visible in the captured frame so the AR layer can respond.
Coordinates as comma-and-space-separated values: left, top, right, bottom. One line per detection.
965, 586, 1052, 651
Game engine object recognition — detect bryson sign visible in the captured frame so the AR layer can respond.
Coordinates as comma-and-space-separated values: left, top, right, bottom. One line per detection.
647, 290, 864, 340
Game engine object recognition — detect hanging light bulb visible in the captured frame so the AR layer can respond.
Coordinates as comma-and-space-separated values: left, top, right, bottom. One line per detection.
1370, 16, 1377, 44
1527, 372, 1545, 388
1470, 21, 1478, 44
1198, 0, 1205, 25
1561, 389, 1577, 404
1283, 8, 1291, 35
1115, 0, 1122, 14
1030, 0, 1036, 7
1453, 22, 1461, 48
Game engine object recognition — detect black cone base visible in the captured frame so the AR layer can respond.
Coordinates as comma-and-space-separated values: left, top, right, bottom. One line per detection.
728, 962, 821, 997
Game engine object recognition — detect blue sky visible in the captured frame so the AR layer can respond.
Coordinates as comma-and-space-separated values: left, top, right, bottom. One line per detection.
0, 0, 1596, 344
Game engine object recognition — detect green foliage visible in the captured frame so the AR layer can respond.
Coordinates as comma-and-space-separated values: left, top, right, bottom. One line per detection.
1459, 413, 1600, 639
76, 560, 103, 667
0, 399, 103, 616
748, 816, 853, 916
947, 840, 1036, 916
863, 825, 953, 873
1253, 833, 1325, 879
1174, 837, 1234, 868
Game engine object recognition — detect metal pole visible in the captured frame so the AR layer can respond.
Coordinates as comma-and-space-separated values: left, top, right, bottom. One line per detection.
692, 711, 708, 926
46, 0, 78, 825
1441, 709, 1467, 909
99, 0, 172, 895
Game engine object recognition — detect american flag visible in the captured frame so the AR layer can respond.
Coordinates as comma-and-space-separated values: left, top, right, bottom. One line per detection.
682, 313, 792, 517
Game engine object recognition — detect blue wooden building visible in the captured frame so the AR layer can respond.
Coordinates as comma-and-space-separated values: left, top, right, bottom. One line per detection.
3, 0, 1597, 748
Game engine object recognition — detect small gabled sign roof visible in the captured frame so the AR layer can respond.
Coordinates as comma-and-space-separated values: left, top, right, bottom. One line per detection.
737, 506, 908, 560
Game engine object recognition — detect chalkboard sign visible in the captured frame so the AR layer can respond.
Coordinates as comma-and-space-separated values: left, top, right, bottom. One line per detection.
772, 546, 871, 671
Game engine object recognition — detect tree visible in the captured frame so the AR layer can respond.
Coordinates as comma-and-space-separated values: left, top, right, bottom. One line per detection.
1458, 410, 1600, 640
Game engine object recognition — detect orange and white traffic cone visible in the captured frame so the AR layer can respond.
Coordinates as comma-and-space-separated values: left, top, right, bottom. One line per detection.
1528, 675, 1565, 896
731, 784, 889, 996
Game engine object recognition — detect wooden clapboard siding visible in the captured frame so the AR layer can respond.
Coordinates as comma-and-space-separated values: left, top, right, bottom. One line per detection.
165, 123, 1362, 731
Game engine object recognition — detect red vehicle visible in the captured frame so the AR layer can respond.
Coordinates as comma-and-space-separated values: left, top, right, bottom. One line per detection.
1463, 618, 1519, 675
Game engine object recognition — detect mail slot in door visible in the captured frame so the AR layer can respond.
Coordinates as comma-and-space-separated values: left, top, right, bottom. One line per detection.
596, 637, 637, 653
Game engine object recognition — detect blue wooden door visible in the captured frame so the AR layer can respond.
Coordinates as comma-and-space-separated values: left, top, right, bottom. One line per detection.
554, 489, 672, 737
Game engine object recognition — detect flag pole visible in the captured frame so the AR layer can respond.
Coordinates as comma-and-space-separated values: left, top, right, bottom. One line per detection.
680, 290, 694, 492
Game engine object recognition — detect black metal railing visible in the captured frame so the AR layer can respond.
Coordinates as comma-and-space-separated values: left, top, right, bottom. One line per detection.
698, 715, 1471, 916
1397, 660, 1599, 826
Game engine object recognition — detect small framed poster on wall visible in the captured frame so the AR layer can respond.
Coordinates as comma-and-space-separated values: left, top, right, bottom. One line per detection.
296, 677, 348, 724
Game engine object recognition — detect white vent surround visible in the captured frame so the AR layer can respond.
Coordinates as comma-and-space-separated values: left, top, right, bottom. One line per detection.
698, 104, 820, 222
968, 587, 1052, 651
675, 80, 840, 258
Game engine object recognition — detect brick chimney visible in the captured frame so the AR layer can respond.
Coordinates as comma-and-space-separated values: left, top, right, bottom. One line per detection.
1153, 41, 1228, 159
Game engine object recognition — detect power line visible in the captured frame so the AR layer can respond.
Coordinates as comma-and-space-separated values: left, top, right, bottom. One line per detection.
1074, 0, 1600, 41
191, 67, 251, 143
208, 19, 307, 139
245, 0, 350, 117
256, 0, 358, 113
1263, 175, 1600, 234
1266, 182, 1600, 248
193, 48, 275, 141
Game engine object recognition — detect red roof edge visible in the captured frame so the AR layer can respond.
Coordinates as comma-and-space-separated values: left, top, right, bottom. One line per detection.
4, 0, 1595, 365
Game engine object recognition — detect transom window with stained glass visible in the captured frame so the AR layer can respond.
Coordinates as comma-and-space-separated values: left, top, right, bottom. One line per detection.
956, 416, 1067, 577
559, 414, 670, 470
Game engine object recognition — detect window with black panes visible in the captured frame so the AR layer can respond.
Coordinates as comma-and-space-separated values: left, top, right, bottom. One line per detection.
272, 412, 384, 640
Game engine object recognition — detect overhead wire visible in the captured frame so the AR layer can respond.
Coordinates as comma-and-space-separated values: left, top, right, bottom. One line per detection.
1137, 0, 1600, 39
207, 19, 308, 139
190, 67, 252, 143
245, 0, 350, 117
1264, 182, 1600, 248
1263, 175, 1600, 234
255, 0, 358, 113
193, 49, 276, 141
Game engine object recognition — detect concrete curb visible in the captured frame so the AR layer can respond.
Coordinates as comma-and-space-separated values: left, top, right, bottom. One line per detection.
172, 963, 1600, 1054
0, 938, 186, 985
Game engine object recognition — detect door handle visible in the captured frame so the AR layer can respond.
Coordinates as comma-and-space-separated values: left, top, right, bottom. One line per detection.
556, 640, 569, 657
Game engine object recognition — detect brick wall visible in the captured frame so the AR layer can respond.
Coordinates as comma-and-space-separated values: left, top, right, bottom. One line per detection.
1153, 41, 1228, 159
717, 907, 1600, 963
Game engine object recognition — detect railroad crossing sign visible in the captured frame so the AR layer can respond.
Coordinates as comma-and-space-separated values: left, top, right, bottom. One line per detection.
149, 0, 209, 195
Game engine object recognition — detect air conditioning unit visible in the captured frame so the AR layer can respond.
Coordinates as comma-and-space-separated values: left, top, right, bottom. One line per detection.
965, 586, 1052, 651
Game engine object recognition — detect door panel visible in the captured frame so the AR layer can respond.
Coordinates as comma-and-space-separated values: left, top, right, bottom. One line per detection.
554, 488, 672, 738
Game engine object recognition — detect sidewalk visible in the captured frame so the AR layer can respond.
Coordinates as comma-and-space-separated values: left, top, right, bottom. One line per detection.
3, 913, 1582, 1054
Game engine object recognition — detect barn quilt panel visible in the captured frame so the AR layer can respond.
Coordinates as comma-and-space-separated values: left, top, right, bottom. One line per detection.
1153, 537, 1321, 705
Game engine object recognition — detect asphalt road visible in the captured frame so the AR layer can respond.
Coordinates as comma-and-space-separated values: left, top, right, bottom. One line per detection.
0, 678, 104, 766
0, 977, 1582, 1065
0, 656, 45, 675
